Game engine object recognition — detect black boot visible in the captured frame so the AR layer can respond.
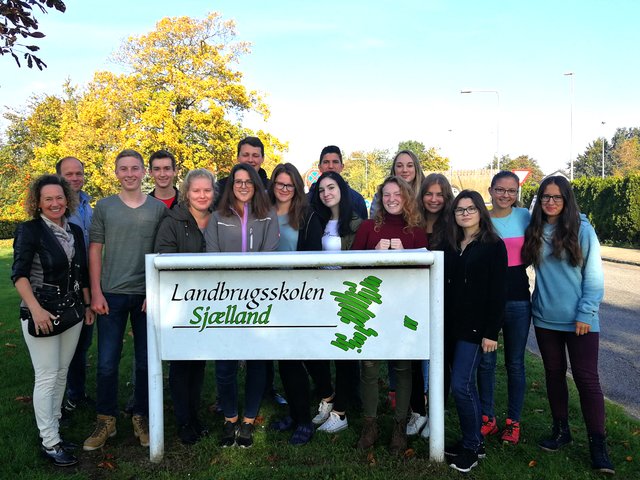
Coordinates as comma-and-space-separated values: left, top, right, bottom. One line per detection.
588, 434, 615, 475
538, 418, 572, 452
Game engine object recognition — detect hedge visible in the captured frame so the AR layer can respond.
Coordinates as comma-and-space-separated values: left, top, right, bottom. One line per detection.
520, 175, 640, 246
0, 220, 20, 240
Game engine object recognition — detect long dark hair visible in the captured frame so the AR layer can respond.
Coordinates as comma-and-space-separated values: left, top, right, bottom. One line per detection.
522, 176, 583, 267
217, 163, 271, 219
418, 173, 454, 248
310, 171, 356, 237
372, 176, 422, 232
446, 189, 499, 250
268, 163, 307, 230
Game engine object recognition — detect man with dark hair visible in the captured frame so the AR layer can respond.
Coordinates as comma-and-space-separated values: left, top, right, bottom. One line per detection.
308, 145, 368, 219
214, 136, 270, 206
148, 150, 178, 209
56, 157, 94, 413
83, 149, 165, 451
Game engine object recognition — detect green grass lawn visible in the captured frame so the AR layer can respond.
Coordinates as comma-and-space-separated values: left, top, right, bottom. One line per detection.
0, 240, 638, 479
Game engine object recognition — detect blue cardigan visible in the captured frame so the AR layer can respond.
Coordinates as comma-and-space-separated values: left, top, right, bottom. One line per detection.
531, 214, 604, 332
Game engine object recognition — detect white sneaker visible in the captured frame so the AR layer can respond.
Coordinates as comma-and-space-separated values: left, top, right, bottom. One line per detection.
312, 400, 333, 425
406, 412, 428, 436
317, 411, 348, 433
420, 415, 430, 439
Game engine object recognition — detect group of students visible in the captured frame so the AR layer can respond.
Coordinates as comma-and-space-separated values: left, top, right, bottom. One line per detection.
12, 137, 614, 475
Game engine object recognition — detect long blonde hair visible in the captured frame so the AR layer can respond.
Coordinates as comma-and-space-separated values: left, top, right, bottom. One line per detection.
372, 176, 422, 232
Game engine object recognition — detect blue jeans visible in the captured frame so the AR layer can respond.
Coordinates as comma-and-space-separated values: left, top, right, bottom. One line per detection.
216, 360, 266, 420
451, 340, 483, 451
95, 293, 148, 417
477, 300, 531, 421
66, 321, 94, 401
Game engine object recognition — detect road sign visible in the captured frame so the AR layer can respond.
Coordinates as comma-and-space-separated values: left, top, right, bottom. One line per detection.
512, 169, 531, 185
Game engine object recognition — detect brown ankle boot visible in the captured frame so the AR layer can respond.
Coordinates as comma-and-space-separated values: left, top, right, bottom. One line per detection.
389, 418, 408, 456
356, 417, 378, 449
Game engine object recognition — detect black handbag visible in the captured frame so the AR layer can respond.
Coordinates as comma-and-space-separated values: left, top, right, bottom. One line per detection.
22, 284, 84, 338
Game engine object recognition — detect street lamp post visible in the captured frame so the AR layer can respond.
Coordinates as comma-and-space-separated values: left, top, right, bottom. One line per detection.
564, 72, 574, 180
460, 89, 500, 171
601, 121, 606, 179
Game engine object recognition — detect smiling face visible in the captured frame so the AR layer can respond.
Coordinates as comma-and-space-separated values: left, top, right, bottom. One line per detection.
393, 153, 416, 184
187, 177, 214, 214
58, 158, 85, 193
149, 157, 176, 189
423, 183, 445, 214
540, 182, 564, 223
237, 144, 264, 172
490, 176, 519, 211
273, 172, 295, 204
382, 181, 403, 215
39, 184, 67, 225
318, 177, 341, 210
115, 156, 145, 192
232, 169, 255, 206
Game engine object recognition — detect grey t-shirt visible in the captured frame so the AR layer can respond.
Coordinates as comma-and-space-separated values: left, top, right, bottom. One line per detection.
90, 195, 165, 295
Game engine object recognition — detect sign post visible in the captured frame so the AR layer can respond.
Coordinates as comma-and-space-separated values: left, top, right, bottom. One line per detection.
146, 249, 444, 463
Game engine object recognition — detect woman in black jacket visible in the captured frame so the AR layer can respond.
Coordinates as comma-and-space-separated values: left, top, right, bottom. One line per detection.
12, 175, 93, 467
443, 190, 507, 473
154, 168, 216, 445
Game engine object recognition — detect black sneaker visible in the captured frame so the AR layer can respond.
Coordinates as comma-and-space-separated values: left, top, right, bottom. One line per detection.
220, 421, 239, 447
63, 398, 78, 413
449, 448, 479, 473
236, 422, 255, 448
178, 424, 198, 445
445, 441, 486, 459
41, 444, 79, 467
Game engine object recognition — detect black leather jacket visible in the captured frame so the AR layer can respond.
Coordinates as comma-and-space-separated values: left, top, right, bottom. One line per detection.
12, 218, 89, 297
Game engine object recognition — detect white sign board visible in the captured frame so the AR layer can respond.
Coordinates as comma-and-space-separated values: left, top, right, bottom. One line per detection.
158, 267, 429, 360
146, 250, 444, 463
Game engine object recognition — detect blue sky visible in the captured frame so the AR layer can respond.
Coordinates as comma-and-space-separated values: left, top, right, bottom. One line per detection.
1, 0, 639, 175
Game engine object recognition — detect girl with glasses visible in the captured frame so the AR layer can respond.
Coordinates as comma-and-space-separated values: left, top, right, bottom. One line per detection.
522, 176, 614, 474
476, 171, 531, 445
205, 163, 279, 448
443, 190, 507, 473
266, 163, 326, 446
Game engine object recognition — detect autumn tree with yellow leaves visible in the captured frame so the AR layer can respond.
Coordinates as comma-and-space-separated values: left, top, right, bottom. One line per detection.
0, 12, 286, 219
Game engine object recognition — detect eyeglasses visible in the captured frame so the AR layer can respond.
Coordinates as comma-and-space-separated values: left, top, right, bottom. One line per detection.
274, 181, 295, 192
234, 180, 254, 188
493, 187, 518, 196
540, 194, 563, 204
454, 206, 478, 216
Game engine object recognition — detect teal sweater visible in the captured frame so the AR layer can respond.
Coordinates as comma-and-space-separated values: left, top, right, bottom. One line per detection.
531, 214, 604, 332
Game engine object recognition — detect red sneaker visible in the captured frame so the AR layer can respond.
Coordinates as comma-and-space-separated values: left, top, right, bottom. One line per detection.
480, 415, 499, 436
501, 418, 521, 445
387, 391, 396, 410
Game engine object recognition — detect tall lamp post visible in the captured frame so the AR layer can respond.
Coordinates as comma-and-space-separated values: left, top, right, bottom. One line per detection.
601, 121, 606, 178
564, 72, 574, 180
460, 89, 500, 171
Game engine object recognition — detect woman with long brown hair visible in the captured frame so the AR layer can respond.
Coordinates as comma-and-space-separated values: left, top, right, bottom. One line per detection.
522, 176, 614, 474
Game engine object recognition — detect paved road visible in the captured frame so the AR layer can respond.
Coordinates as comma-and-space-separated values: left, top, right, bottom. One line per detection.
527, 261, 640, 419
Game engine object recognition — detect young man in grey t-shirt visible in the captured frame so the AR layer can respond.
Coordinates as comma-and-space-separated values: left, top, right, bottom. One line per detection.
83, 149, 165, 451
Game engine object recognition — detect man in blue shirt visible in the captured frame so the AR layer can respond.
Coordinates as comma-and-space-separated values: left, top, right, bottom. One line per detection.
56, 157, 94, 413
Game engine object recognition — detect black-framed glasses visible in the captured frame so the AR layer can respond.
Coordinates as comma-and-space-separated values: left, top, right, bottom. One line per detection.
234, 180, 254, 188
454, 206, 478, 216
540, 194, 563, 204
274, 181, 295, 192
493, 187, 518, 196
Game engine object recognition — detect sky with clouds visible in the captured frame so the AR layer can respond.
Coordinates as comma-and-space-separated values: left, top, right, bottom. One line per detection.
1, 0, 639, 175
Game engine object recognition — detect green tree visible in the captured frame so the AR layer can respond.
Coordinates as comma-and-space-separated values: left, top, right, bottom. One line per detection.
341, 149, 391, 200
0, 0, 66, 69
397, 140, 449, 171
573, 139, 612, 178
497, 154, 545, 184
